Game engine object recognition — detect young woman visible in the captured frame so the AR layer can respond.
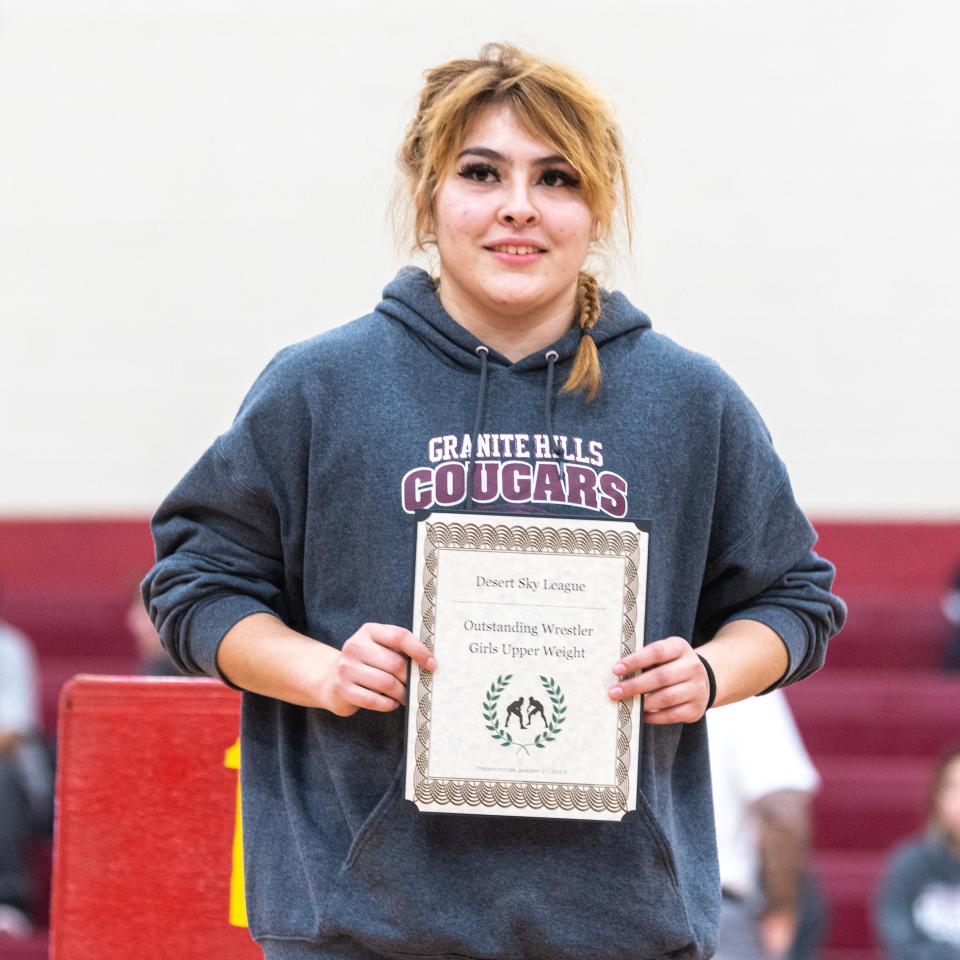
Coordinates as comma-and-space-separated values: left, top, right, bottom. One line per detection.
143, 43, 845, 960
875, 748, 960, 959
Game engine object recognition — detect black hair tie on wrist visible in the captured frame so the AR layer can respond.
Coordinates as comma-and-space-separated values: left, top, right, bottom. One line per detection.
697, 654, 717, 711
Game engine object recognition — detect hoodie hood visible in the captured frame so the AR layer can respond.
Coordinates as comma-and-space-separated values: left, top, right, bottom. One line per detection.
376, 267, 654, 508
376, 266, 652, 372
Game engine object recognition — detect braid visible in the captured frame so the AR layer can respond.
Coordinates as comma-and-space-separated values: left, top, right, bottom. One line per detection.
562, 272, 602, 402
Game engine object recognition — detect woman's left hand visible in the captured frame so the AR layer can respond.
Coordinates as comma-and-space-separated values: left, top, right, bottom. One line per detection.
609, 636, 710, 724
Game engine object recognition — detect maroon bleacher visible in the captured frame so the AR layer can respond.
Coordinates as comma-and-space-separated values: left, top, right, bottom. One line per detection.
0, 519, 152, 944
0, 517, 958, 958
810, 755, 931, 852
785, 521, 960, 960
789, 671, 960, 760
0, 519, 152, 733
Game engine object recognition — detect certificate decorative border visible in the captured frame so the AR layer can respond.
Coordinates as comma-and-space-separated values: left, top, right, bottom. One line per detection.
413, 520, 642, 814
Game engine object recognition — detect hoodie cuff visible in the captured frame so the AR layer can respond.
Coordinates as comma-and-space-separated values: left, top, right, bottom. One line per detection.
719, 604, 809, 694
187, 594, 278, 690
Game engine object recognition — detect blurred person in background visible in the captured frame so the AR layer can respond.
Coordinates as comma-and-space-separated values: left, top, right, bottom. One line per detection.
708, 690, 825, 960
0, 584, 52, 938
126, 579, 181, 677
942, 563, 960, 671
874, 747, 960, 959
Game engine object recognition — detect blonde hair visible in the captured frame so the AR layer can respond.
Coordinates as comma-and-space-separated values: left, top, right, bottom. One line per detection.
397, 43, 632, 401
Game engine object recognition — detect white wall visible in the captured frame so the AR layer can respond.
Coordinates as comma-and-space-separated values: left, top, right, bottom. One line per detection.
1, 0, 957, 517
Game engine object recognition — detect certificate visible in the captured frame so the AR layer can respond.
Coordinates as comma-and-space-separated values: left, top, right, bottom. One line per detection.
404, 511, 649, 821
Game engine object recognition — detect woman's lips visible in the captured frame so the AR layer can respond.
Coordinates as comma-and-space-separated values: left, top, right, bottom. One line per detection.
485, 243, 546, 264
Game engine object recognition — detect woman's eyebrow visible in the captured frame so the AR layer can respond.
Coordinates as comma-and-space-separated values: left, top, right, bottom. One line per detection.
456, 147, 570, 166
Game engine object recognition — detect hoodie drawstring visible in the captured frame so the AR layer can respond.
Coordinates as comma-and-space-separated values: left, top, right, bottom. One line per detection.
543, 350, 567, 494
464, 345, 490, 511
464, 346, 567, 512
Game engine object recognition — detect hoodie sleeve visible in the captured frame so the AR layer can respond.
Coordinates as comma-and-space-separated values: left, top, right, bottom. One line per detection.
693, 373, 846, 690
141, 349, 302, 686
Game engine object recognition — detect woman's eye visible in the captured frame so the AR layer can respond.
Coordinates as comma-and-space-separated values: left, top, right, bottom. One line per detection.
540, 169, 581, 188
457, 163, 499, 183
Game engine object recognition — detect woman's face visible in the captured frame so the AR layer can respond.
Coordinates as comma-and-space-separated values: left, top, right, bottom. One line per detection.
935, 756, 960, 842
431, 103, 595, 324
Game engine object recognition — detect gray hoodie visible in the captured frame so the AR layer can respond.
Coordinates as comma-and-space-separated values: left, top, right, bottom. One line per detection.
143, 267, 846, 960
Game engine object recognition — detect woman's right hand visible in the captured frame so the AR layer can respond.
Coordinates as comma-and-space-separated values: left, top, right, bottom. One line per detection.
318, 623, 437, 717
217, 613, 436, 716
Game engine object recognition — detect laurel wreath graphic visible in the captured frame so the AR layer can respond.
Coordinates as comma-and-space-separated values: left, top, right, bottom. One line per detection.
482, 674, 566, 755
482, 674, 515, 747
533, 675, 566, 749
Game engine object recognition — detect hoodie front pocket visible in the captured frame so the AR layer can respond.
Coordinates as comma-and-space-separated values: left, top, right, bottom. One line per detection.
319, 770, 696, 960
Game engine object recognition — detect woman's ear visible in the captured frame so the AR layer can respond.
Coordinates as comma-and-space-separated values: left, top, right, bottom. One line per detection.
410, 190, 437, 245
421, 196, 437, 244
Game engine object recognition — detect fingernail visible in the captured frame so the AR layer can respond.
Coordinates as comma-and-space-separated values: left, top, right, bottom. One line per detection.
426, 656, 437, 671
612, 663, 626, 676
609, 686, 622, 700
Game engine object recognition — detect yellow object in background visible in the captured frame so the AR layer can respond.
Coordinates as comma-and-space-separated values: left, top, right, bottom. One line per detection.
224, 739, 249, 928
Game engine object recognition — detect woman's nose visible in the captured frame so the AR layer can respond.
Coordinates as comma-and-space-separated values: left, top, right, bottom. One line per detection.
497, 181, 539, 228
